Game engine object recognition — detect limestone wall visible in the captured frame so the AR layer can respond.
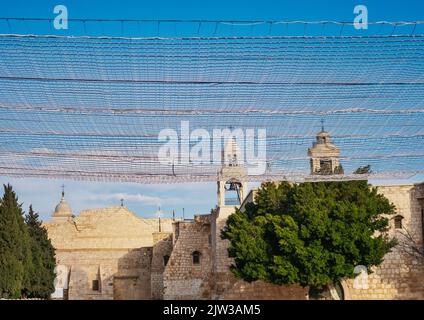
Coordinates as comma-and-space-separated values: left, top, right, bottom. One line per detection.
151, 232, 173, 299
345, 184, 424, 300
163, 217, 213, 299
45, 206, 174, 250
44, 206, 174, 300
222, 281, 307, 300
211, 206, 239, 298
54, 248, 151, 299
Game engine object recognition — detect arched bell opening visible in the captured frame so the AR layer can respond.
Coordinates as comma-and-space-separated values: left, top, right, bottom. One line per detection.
224, 178, 243, 206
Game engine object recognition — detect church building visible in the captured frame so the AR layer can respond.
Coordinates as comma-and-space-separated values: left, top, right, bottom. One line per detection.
45, 128, 424, 300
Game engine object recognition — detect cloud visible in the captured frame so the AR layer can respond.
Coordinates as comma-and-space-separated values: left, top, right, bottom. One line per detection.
84, 193, 163, 206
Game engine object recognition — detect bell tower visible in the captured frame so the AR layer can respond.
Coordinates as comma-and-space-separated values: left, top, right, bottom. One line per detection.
217, 137, 247, 208
308, 121, 343, 175
212, 137, 247, 298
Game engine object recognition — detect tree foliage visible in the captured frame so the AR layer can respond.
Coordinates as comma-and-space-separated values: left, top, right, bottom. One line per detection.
354, 165, 372, 174
0, 184, 56, 299
0, 184, 32, 298
24, 205, 56, 298
222, 181, 397, 288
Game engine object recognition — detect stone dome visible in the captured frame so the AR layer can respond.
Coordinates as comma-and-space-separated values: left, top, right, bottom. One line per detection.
315, 130, 331, 144
316, 130, 330, 137
53, 192, 73, 217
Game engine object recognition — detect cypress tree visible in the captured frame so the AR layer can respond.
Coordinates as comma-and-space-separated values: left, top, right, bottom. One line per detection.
0, 184, 32, 298
24, 205, 56, 298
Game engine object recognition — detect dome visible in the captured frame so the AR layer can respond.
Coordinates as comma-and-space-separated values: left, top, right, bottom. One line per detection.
316, 131, 330, 137
53, 192, 73, 217
316, 130, 331, 144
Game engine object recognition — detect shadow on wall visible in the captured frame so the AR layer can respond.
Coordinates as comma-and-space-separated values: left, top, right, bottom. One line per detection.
114, 247, 153, 300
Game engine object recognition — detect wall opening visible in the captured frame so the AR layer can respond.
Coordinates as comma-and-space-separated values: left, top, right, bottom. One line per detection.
192, 251, 201, 265
394, 215, 404, 229
92, 279, 100, 291
163, 255, 170, 266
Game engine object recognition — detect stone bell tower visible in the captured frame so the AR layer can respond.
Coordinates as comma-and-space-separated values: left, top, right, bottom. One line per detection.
217, 137, 247, 208
308, 121, 343, 175
212, 137, 247, 298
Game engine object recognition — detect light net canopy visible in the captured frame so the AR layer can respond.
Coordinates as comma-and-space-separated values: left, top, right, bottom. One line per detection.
0, 19, 423, 183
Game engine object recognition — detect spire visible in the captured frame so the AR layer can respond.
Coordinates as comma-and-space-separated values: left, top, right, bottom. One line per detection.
155, 205, 162, 232
320, 119, 325, 132
120, 198, 124, 207
61, 184, 65, 199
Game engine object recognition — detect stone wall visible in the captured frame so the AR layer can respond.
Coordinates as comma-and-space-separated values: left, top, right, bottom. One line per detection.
44, 206, 175, 300
211, 206, 238, 298
45, 206, 174, 250
163, 216, 213, 299
345, 184, 424, 300
151, 232, 173, 299
222, 281, 307, 300
114, 247, 152, 300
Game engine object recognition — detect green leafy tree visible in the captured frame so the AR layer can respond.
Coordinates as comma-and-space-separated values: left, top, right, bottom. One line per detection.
24, 205, 56, 298
0, 184, 32, 298
354, 165, 372, 174
222, 181, 396, 292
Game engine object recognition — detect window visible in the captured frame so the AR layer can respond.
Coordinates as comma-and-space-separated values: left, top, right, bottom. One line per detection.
394, 215, 403, 229
192, 251, 201, 265
92, 280, 100, 291
319, 159, 332, 174
163, 255, 170, 266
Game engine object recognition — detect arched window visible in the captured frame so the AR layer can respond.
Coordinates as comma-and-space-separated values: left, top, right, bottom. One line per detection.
192, 251, 201, 265
394, 215, 404, 229
163, 255, 170, 266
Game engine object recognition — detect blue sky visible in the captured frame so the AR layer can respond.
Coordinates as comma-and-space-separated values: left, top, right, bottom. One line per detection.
0, 0, 423, 221
0, 0, 423, 22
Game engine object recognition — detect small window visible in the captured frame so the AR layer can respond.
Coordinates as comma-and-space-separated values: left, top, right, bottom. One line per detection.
192, 251, 201, 265
163, 255, 170, 266
394, 215, 403, 229
92, 280, 100, 291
